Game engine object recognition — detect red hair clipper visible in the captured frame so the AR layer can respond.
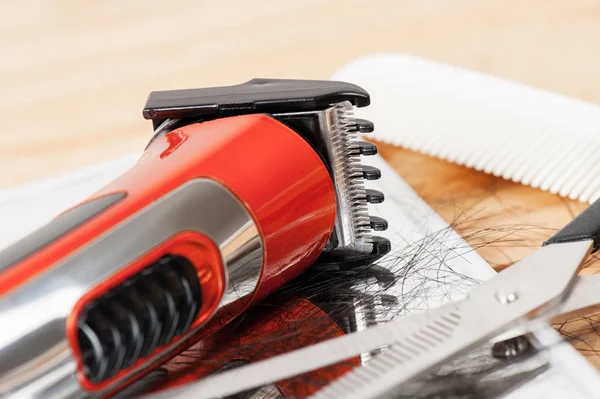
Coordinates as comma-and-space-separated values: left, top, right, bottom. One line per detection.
0, 79, 390, 398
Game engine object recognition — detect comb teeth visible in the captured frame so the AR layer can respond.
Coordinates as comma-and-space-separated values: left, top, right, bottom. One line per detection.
329, 102, 385, 252
367, 89, 600, 203
333, 54, 600, 204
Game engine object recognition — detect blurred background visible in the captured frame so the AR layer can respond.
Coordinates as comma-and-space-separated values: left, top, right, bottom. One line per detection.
2, 0, 600, 188
2, 0, 600, 373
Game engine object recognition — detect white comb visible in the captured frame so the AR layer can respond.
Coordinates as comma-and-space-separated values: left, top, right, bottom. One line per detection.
332, 54, 600, 203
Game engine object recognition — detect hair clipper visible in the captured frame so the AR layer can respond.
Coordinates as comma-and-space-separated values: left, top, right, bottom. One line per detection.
0, 79, 391, 398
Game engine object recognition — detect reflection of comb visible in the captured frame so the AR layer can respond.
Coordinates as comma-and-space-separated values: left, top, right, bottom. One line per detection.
332, 54, 600, 203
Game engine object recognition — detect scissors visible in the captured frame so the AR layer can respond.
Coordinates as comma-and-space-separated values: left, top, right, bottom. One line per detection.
151, 197, 600, 399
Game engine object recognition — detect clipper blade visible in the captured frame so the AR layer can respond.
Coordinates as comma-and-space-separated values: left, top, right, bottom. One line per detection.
329, 102, 373, 252
306, 102, 391, 270
275, 101, 387, 257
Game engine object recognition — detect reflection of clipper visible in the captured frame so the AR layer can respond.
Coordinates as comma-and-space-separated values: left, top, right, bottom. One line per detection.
303, 265, 399, 363
151, 296, 359, 399
147, 266, 400, 398
0, 79, 391, 398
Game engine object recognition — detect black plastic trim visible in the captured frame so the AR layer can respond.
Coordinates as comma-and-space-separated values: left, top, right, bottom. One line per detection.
544, 198, 600, 252
313, 236, 392, 271
143, 78, 370, 129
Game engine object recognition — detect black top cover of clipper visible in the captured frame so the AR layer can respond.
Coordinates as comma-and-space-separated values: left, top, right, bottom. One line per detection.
143, 78, 370, 130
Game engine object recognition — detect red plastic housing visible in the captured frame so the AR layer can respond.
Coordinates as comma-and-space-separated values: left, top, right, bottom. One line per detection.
0, 114, 336, 392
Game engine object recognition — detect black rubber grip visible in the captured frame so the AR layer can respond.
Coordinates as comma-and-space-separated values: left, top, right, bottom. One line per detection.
77, 254, 201, 383
544, 198, 600, 252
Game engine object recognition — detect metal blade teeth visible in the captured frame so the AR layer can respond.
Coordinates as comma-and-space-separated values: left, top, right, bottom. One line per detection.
331, 102, 385, 252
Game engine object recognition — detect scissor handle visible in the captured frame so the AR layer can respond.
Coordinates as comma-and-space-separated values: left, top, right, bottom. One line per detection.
544, 198, 600, 252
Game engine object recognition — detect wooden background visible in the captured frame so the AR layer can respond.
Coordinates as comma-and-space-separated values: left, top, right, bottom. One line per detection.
2, 0, 600, 366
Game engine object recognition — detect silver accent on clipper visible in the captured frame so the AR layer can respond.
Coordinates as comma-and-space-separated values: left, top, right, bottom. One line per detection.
326, 102, 371, 252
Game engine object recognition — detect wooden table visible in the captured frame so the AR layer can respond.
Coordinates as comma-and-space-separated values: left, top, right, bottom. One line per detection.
2, 0, 599, 367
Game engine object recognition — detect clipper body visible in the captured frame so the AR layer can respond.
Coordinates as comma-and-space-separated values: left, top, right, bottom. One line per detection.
0, 79, 389, 398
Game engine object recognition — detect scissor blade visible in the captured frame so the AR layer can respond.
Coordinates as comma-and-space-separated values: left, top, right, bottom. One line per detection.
148, 301, 477, 399
145, 240, 591, 399
552, 274, 600, 323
